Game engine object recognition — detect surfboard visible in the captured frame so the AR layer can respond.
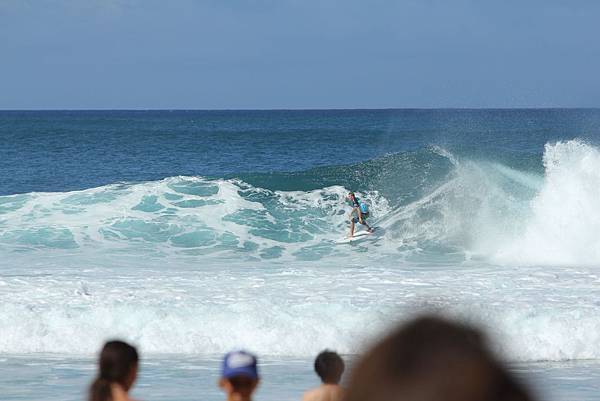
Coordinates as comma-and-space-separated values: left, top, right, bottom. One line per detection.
336, 229, 378, 244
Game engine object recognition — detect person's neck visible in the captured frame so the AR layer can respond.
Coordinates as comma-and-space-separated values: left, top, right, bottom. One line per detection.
110, 383, 131, 401
227, 393, 252, 401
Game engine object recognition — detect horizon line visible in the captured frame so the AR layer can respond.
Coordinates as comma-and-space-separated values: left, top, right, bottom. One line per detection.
1, 107, 600, 112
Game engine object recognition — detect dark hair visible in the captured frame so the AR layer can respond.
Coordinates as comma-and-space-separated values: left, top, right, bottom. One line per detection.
89, 340, 139, 401
314, 350, 345, 384
345, 315, 536, 401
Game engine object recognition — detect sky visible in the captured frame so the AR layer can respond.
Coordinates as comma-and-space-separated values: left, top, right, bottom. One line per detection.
1, 0, 599, 109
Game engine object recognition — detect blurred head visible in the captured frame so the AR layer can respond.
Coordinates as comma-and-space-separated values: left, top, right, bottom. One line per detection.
345, 315, 536, 401
89, 340, 139, 401
314, 350, 345, 384
219, 350, 260, 401
348, 192, 355, 200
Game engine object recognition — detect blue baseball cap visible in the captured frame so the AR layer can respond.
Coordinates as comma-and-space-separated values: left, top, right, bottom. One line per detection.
221, 350, 259, 379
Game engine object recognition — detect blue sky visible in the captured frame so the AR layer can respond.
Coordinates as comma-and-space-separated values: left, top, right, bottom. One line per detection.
1, 0, 599, 109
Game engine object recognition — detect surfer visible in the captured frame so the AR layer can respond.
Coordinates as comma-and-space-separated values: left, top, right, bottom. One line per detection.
347, 192, 373, 238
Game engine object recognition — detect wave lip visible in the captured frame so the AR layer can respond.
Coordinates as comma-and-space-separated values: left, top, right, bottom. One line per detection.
493, 140, 600, 266
368, 139, 600, 267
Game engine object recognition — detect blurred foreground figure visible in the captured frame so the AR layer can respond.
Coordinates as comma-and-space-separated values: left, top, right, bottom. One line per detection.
219, 350, 260, 401
345, 316, 536, 401
89, 340, 139, 401
302, 350, 345, 401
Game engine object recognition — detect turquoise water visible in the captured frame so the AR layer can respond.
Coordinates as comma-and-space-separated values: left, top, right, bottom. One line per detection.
2, 110, 600, 400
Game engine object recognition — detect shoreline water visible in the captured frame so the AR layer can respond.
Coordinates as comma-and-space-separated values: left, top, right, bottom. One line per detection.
2, 354, 600, 401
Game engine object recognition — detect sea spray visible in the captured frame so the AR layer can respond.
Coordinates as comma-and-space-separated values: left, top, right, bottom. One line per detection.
494, 140, 600, 265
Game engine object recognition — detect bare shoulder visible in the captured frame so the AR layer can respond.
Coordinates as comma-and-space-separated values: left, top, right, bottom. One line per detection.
328, 385, 344, 401
303, 385, 343, 401
302, 388, 319, 401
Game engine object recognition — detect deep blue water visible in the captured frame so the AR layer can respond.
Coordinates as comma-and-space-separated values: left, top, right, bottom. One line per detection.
2, 109, 600, 195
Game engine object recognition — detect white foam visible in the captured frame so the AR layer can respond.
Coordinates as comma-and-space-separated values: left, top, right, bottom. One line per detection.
378, 141, 600, 267
0, 177, 390, 260
1, 259, 599, 362
494, 140, 600, 266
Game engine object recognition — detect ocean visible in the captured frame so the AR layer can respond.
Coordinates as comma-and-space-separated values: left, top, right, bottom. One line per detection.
2, 109, 600, 400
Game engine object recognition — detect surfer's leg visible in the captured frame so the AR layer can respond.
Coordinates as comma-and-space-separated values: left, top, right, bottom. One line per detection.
362, 213, 373, 232
360, 218, 373, 232
350, 219, 355, 237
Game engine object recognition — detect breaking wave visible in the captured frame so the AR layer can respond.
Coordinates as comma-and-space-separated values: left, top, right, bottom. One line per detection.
3, 140, 596, 265
2, 140, 600, 361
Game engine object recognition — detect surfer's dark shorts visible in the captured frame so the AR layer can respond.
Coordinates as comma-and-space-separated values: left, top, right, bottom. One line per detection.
352, 213, 369, 224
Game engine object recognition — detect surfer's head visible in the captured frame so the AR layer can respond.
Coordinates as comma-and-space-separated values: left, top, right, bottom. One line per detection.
348, 192, 361, 207
345, 315, 535, 401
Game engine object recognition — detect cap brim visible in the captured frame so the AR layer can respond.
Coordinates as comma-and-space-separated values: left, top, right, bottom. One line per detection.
223, 367, 258, 380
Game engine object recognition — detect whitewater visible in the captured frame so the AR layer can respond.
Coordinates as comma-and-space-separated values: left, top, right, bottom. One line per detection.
2, 138, 600, 365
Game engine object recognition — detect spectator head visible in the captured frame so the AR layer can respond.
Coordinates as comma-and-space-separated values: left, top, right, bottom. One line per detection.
314, 350, 345, 384
89, 340, 139, 401
345, 315, 536, 401
219, 350, 260, 401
